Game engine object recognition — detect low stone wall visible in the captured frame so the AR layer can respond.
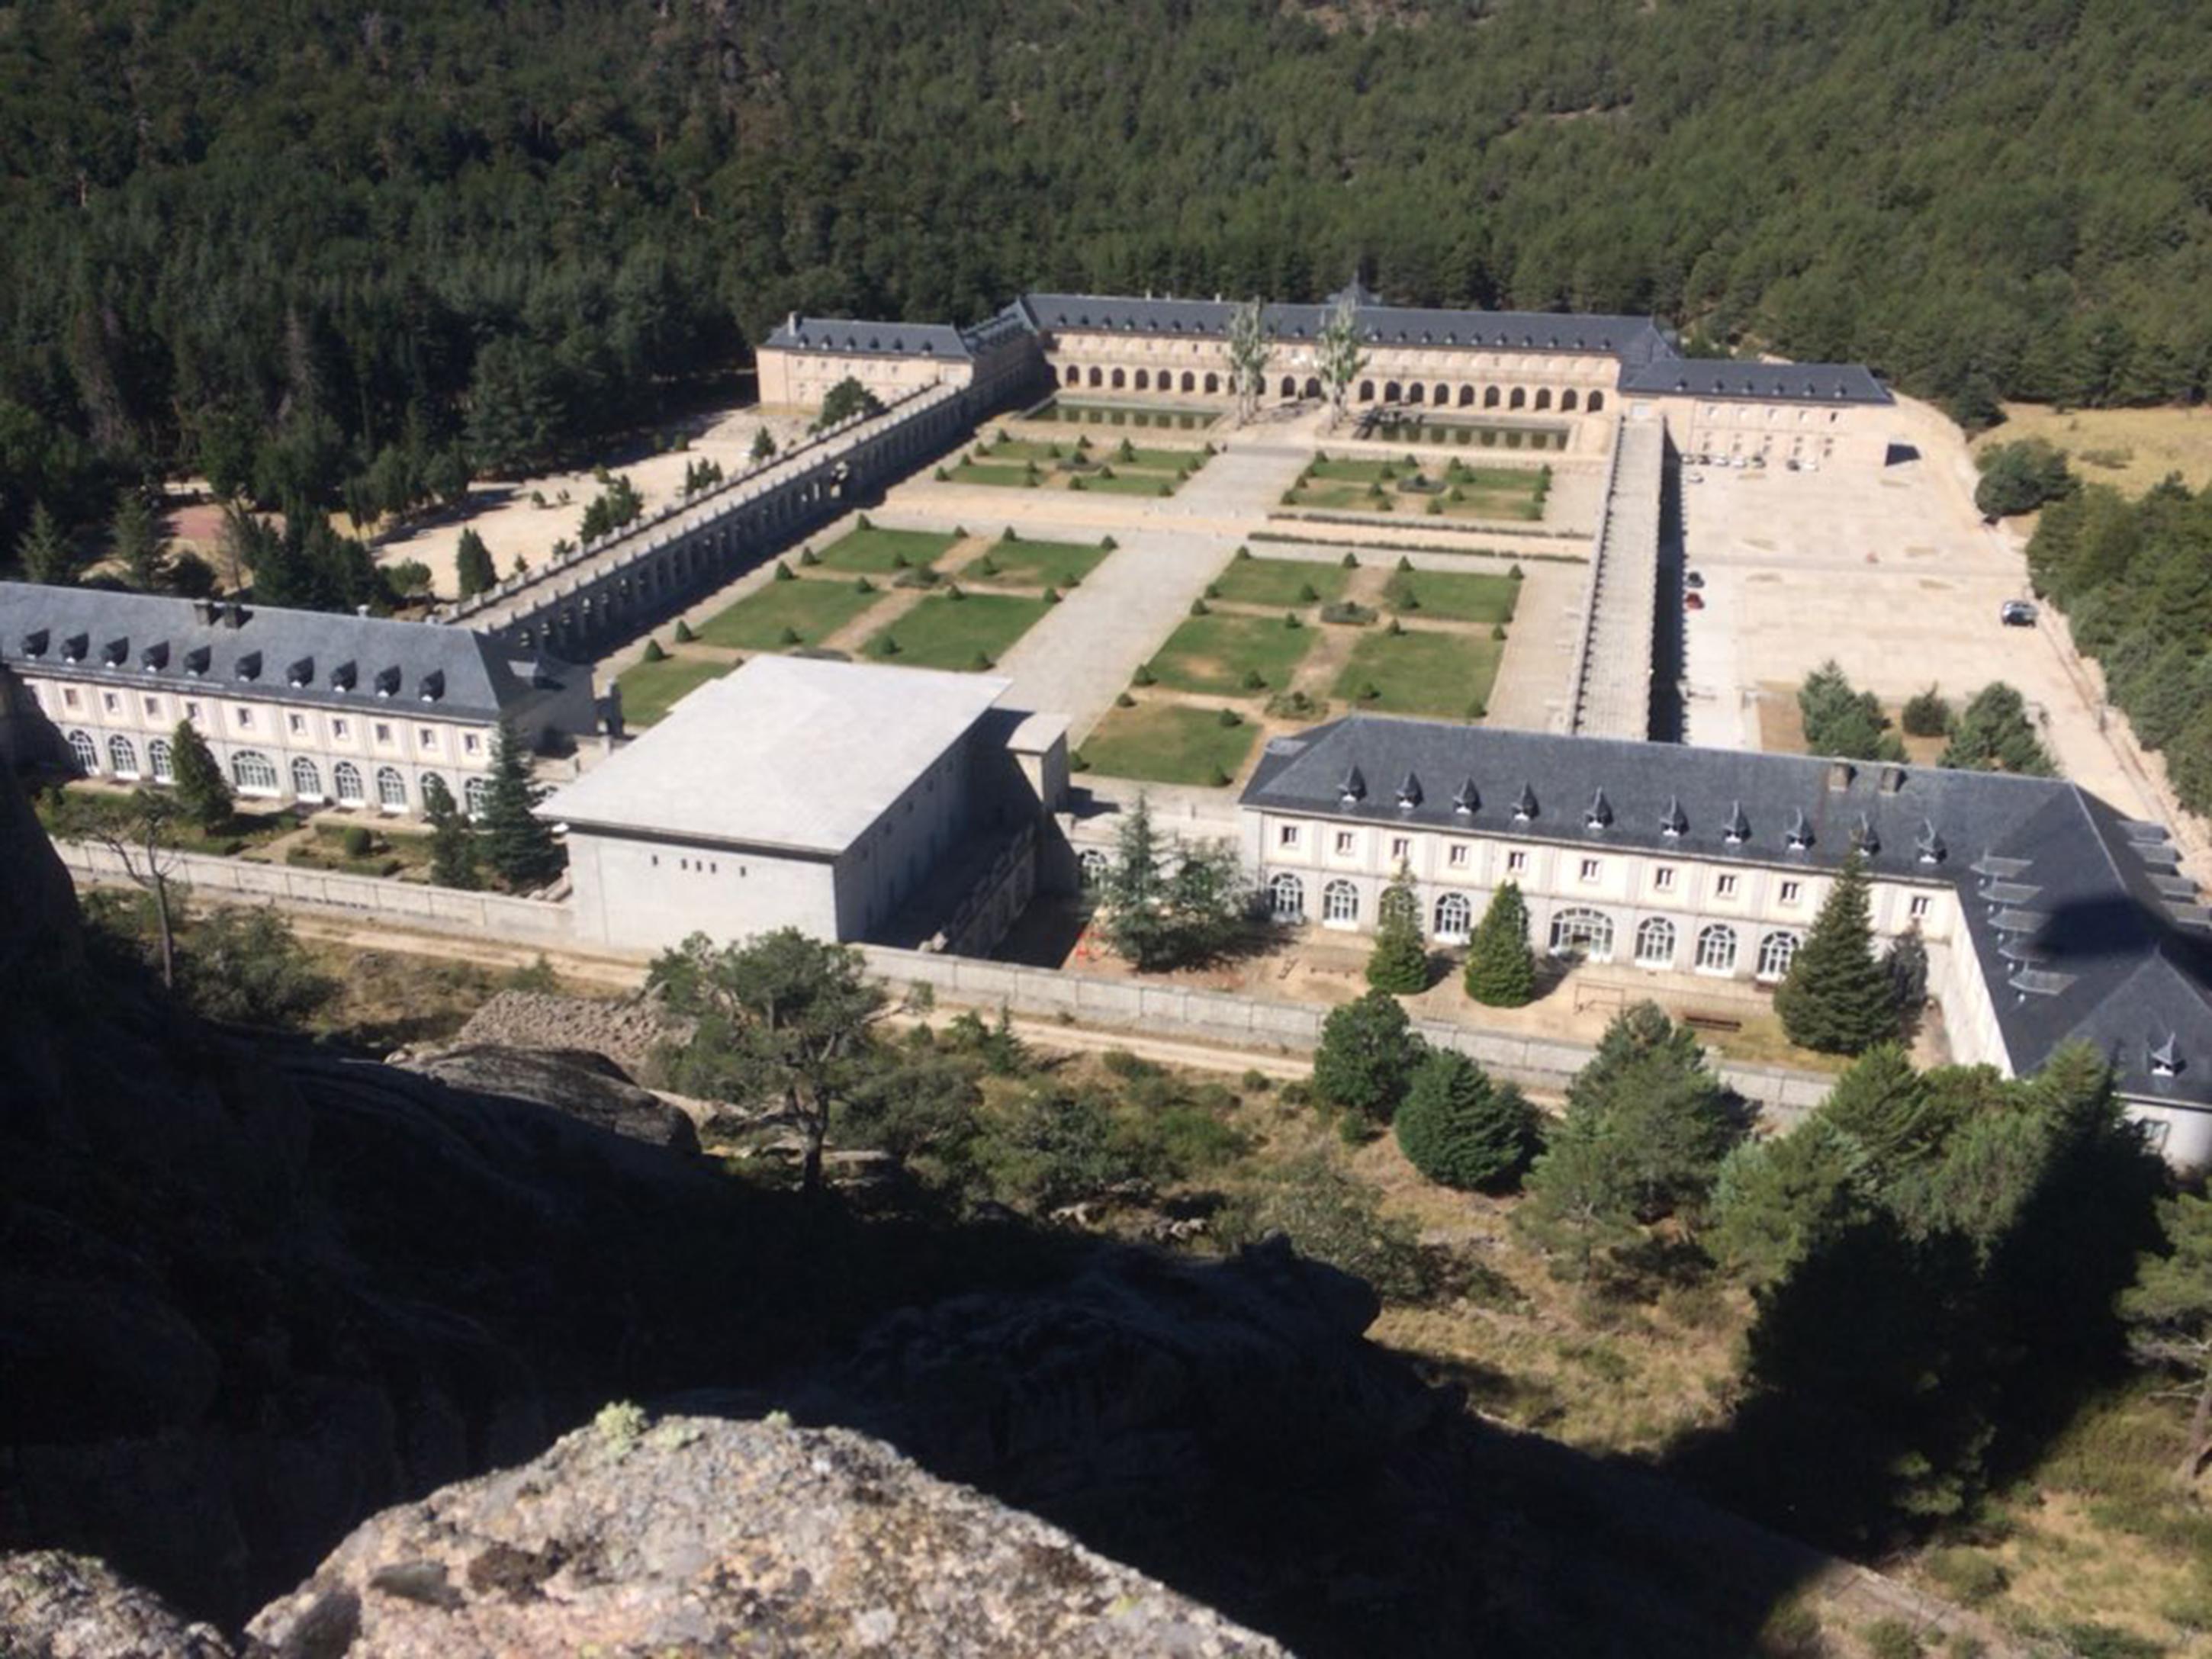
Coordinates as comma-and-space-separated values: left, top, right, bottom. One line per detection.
55, 839, 576, 945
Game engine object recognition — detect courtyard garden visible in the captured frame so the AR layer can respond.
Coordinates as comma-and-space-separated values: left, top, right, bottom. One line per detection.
1073, 702, 1259, 787
812, 522, 961, 573
1281, 453, 1549, 522
614, 651, 736, 727
1381, 566, 1520, 624
962, 532, 1111, 590
1333, 626, 1504, 719
1143, 609, 1315, 696
866, 590, 1052, 671
693, 574, 883, 649
1209, 551, 1351, 609
941, 432, 1211, 498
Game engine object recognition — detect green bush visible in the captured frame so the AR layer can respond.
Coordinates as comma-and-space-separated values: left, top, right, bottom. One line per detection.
641, 637, 667, 662
1902, 685, 1952, 737
673, 618, 696, 642
342, 825, 374, 858
1923, 1548, 2008, 1607
773, 559, 794, 580
1861, 1618, 1922, 1659
1394, 1050, 1538, 1191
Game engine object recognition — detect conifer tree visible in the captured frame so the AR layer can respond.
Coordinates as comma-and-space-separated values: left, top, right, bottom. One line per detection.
751, 426, 777, 462
1394, 1048, 1536, 1190
479, 719, 563, 889
455, 529, 496, 598
1774, 852, 1898, 1053
1365, 863, 1429, 993
168, 719, 232, 830
16, 503, 73, 585
1463, 880, 1535, 1007
112, 489, 169, 590
1312, 989, 1423, 1124
422, 773, 481, 889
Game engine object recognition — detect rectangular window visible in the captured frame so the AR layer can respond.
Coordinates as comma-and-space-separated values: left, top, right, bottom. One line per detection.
102, 692, 119, 713
1716, 873, 1739, 898
331, 718, 349, 740
1909, 895, 1932, 920
63, 687, 80, 709
1506, 850, 1528, 873
1579, 858, 1601, 883
235, 708, 252, 729
374, 722, 392, 744
184, 700, 201, 719
1278, 824, 1301, 848
1780, 880, 1802, 905
418, 727, 437, 749
1390, 837, 1411, 861
1654, 866, 1677, 892
143, 696, 161, 717
1334, 831, 1354, 855
463, 733, 481, 755
288, 713, 307, 735
1448, 844, 1469, 869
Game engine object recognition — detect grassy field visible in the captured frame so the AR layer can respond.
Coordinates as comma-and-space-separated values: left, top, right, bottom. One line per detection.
693, 577, 883, 649
965, 536, 1109, 590
1289, 455, 1545, 521
945, 461, 1037, 489
616, 651, 734, 725
815, 525, 960, 573
1146, 611, 1315, 696
1077, 471, 1179, 497
1972, 401, 2212, 494
1334, 628, 1503, 719
866, 592, 1050, 670
1210, 555, 1350, 608
1383, 568, 1521, 624
1078, 701, 1259, 786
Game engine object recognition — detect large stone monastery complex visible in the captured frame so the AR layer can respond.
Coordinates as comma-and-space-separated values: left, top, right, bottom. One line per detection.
10, 284, 2212, 1164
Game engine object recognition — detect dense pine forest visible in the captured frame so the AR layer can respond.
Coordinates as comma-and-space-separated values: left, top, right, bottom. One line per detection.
5, 0, 2211, 542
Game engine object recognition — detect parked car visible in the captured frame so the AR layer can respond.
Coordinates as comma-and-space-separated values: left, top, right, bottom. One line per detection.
2001, 599, 2038, 626
1686, 592, 1706, 611
1685, 571, 1706, 590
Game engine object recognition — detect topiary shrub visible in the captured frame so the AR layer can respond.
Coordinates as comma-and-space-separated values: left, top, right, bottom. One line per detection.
854, 576, 876, 593
1241, 668, 1267, 690
779, 626, 802, 645
1217, 708, 1243, 728
1297, 582, 1321, 603
1133, 663, 1155, 686
799, 548, 820, 567
1283, 612, 1302, 630
641, 638, 667, 662
1491, 622, 1506, 641
856, 513, 873, 531
1397, 555, 1414, 572
673, 618, 696, 643
342, 825, 374, 859
1394, 1050, 1538, 1191
1208, 764, 1233, 786
773, 560, 795, 580
1508, 563, 1523, 580
1234, 545, 1252, 561
967, 651, 994, 670
1100, 535, 1116, 551
1116, 691, 1136, 708
874, 635, 902, 658
1003, 526, 1019, 542
1043, 587, 1061, 605
1340, 552, 1358, 569
947, 584, 966, 602
1190, 598, 1210, 616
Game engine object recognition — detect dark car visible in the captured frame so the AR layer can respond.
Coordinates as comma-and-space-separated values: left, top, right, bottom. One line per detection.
1685, 571, 1706, 590
2001, 600, 2038, 626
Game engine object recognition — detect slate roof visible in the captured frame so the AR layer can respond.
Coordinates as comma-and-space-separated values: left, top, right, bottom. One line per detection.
0, 583, 575, 723
1242, 716, 2212, 1109
1619, 358, 1893, 406
762, 317, 976, 360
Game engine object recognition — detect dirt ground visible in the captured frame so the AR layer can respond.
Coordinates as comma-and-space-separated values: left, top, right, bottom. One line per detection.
1971, 400, 2212, 495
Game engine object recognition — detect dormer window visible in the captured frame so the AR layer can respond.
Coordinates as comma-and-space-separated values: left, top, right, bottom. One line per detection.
2150, 1035, 2183, 1079
418, 670, 445, 703
375, 666, 401, 699
233, 651, 261, 682
1512, 783, 1538, 823
1395, 771, 1423, 811
288, 657, 313, 688
1338, 765, 1367, 805
330, 661, 357, 693
60, 632, 87, 664
1915, 820, 1947, 866
184, 645, 211, 677
1853, 813, 1880, 855
102, 638, 128, 667
1585, 789, 1612, 831
21, 629, 47, 657
140, 642, 168, 673
1661, 796, 1687, 838
1452, 778, 1479, 816
1784, 809, 1813, 850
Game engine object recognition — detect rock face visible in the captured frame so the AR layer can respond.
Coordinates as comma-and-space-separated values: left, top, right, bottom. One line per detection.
0, 1551, 230, 1659
247, 1416, 1288, 1658
450, 990, 691, 1075
387, 1045, 702, 1153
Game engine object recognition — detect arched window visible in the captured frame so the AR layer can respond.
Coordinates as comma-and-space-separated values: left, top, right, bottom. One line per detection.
1587, 391, 1605, 413
1484, 385, 1501, 409
1323, 879, 1359, 926
147, 738, 174, 784
1358, 380, 1374, 403
1268, 871, 1305, 921
1458, 385, 1476, 407
1088, 367, 1103, 388
1635, 916, 1677, 968
1182, 371, 1196, 393
231, 749, 279, 795
107, 734, 139, 777
1384, 381, 1403, 403
1110, 368, 1125, 390
1063, 365, 1080, 386
333, 760, 365, 805
375, 765, 408, 810
1204, 372, 1220, 394
290, 756, 322, 800
1696, 924, 1738, 974
1560, 389, 1579, 412
464, 776, 490, 818
1304, 377, 1322, 400
1279, 375, 1297, 400
1133, 369, 1149, 391
1548, 907, 1614, 961
1535, 387, 1553, 411
1432, 383, 1448, 406
66, 729, 99, 774
1757, 930, 1799, 982
1407, 382, 1425, 405
1077, 847, 1109, 884
1434, 891, 1473, 940
420, 771, 451, 812
1509, 387, 1527, 410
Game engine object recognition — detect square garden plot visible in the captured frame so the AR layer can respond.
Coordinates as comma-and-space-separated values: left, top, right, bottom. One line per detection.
865, 592, 1050, 670
694, 577, 885, 649
815, 525, 960, 573
964, 537, 1110, 590
1078, 702, 1259, 788
1333, 629, 1503, 720
1210, 555, 1349, 609
1145, 612, 1315, 696
1381, 568, 1520, 625
616, 653, 735, 728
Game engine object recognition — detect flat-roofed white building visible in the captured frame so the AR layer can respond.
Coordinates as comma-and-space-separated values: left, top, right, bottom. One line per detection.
542, 656, 1066, 956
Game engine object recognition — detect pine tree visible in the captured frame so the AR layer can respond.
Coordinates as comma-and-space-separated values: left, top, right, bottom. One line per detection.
455, 529, 496, 598
422, 774, 481, 889
1365, 863, 1429, 992
1774, 852, 1899, 1054
112, 489, 169, 590
16, 503, 74, 586
1311, 989, 1423, 1123
1394, 1048, 1536, 1190
1092, 793, 1247, 971
751, 426, 777, 462
479, 719, 563, 889
1463, 880, 1535, 1007
168, 719, 232, 830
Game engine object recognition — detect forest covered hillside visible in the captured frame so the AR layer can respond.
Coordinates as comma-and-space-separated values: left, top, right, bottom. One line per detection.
4, 0, 2210, 535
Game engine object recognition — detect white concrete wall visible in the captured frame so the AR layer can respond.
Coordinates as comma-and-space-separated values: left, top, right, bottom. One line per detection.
567, 830, 841, 954
757, 347, 968, 410
1652, 395, 1892, 470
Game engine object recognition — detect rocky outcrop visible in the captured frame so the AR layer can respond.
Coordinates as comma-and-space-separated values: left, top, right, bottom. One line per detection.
0, 1551, 230, 1659
449, 990, 691, 1075
386, 1045, 702, 1153
247, 1416, 1288, 1658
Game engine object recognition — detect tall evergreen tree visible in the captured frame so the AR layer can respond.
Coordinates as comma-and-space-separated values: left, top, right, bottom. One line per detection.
1311, 989, 1423, 1124
422, 773, 481, 889
1365, 863, 1428, 993
1394, 1048, 1537, 1191
750, 426, 778, 463
167, 719, 232, 830
16, 502, 73, 585
454, 529, 496, 599
1463, 880, 1535, 1007
111, 488, 169, 590
1773, 853, 1899, 1054
479, 719, 563, 889
1092, 793, 1247, 972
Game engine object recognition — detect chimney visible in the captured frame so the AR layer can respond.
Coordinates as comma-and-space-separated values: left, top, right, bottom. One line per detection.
1826, 760, 1854, 792
219, 601, 246, 629
1879, 764, 1907, 795
192, 597, 216, 626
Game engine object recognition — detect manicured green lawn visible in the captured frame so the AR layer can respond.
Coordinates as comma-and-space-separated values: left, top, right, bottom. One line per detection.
965, 537, 1109, 590
1146, 611, 1315, 696
1079, 702, 1259, 787
1210, 555, 1349, 608
1095, 445, 1205, 472
864, 592, 1050, 670
1078, 471, 1178, 497
947, 461, 1039, 489
1381, 569, 1520, 625
976, 438, 1064, 461
694, 577, 885, 649
815, 525, 960, 572
1332, 629, 1503, 720
1307, 457, 1397, 482
616, 652, 735, 727
1288, 480, 1403, 511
